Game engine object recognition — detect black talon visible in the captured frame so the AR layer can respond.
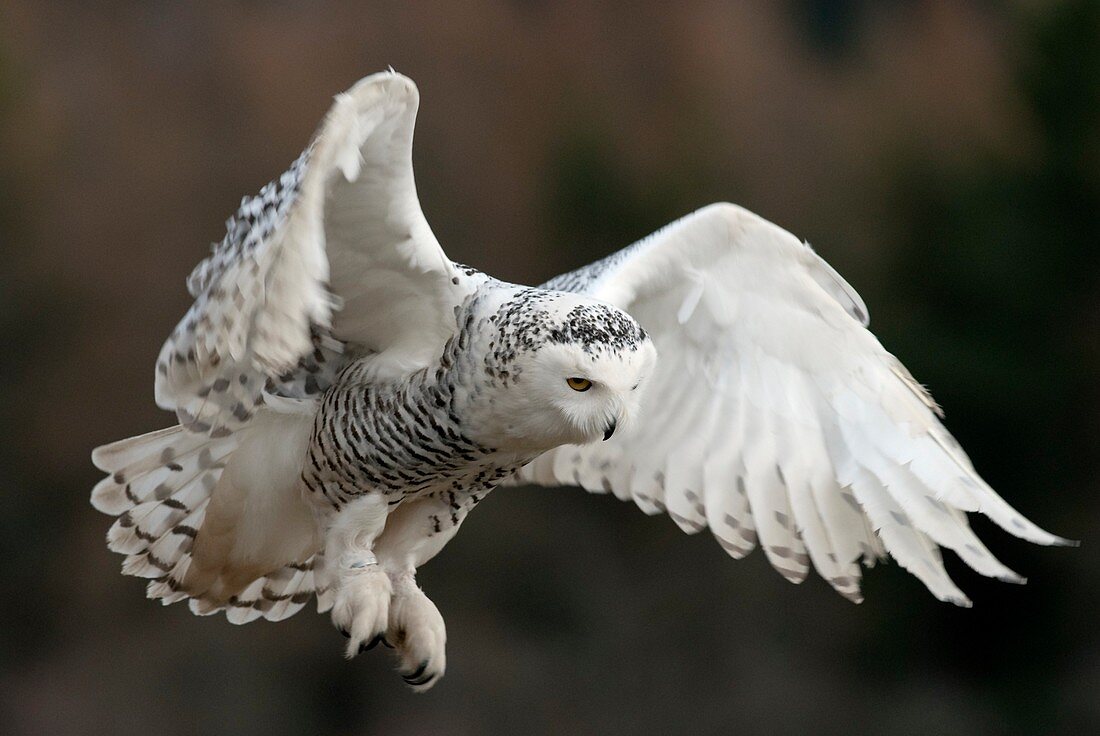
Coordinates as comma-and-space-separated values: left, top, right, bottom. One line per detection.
401, 659, 430, 683
405, 671, 438, 688
364, 633, 386, 651
338, 627, 350, 638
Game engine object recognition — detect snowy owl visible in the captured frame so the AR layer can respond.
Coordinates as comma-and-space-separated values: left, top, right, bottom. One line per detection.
91, 71, 1069, 692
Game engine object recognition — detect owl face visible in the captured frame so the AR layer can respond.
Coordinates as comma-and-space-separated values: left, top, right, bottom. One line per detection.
470, 291, 656, 452
524, 338, 657, 445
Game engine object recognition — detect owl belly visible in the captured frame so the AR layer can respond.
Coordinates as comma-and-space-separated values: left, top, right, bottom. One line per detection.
299, 376, 527, 514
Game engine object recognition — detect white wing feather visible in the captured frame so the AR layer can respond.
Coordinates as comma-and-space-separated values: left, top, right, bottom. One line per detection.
515, 203, 1071, 604
155, 71, 463, 435
93, 72, 465, 619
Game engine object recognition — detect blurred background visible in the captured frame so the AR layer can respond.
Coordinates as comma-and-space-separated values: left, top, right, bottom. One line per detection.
1, 1, 1098, 734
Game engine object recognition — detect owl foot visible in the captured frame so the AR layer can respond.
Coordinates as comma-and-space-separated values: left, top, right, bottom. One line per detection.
386, 572, 446, 692
331, 560, 393, 659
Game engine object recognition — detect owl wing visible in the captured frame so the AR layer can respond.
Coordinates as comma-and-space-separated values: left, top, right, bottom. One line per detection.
155, 71, 464, 435
514, 203, 1071, 605
89, 72, 467, 621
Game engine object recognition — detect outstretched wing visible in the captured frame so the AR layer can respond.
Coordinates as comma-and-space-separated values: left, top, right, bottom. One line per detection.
516, 203, 1071, 605
91, 72, 466, 621
156, 71, 464, 435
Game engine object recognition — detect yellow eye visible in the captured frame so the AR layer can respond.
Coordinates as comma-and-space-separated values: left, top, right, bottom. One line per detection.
566, 377, 592, 392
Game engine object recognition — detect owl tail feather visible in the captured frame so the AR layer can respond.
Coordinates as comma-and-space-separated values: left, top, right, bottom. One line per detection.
92, 424, 326, 624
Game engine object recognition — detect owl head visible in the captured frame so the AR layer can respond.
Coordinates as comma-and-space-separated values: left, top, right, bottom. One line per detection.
465, 288, 657, 452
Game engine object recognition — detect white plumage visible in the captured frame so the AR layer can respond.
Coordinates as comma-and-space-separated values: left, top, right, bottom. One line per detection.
521, 202, 1070, 605
92, 71, 1069, 692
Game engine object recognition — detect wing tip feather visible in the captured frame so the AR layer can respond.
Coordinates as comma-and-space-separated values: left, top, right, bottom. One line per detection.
946, 595, 973, 609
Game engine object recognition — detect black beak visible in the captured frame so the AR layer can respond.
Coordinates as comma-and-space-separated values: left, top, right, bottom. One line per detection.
603, 420, 617, 442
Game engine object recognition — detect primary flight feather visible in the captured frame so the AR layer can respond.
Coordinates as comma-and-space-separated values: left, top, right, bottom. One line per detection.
90, 71, 1069, 691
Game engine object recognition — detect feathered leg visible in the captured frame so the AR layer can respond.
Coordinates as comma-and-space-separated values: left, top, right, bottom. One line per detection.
372, 493, 473, 692
323, 494, 393, 658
